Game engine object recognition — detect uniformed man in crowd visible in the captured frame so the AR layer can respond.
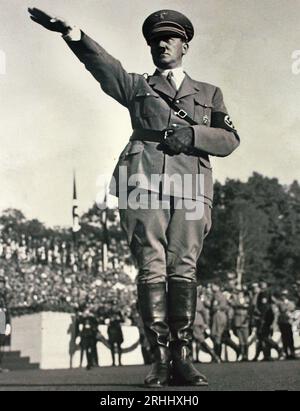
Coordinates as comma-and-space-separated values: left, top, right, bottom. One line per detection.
107, 313, 124, 367
0, 274, 11, 373
210, 284, 228, 359
28, 7, 240, 387
193, 287, 221, 363
210, 284, 240, 361
230, 287, 251, 361
277, 290, 296, 360
249, 283, 260, 326
75, 305, 99, 370
252, 290, 282, 361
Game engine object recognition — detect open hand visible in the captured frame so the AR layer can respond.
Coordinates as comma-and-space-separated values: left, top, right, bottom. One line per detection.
28, 7, 71, 35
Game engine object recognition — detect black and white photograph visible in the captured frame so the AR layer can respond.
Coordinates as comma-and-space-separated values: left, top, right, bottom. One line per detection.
0, 0, 300, 393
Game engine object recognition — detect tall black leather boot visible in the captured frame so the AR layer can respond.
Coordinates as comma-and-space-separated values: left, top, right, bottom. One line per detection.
137, 283, 170, 388
214, 342, 223, 359
168, 281, 208, 386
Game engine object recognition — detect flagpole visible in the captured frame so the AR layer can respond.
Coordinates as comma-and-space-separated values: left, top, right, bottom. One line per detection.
102, 190, 109, 272
72, 170, 81, 247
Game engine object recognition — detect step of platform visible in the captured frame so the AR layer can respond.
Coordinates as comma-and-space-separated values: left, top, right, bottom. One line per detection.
1, 351, 40, 370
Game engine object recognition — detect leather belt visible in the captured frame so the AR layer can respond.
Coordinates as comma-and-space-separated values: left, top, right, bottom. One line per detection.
130, 129, 172, 144
130, 128, 210, 160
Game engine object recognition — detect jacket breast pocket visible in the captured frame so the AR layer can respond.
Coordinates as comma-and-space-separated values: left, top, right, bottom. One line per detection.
134, 92, 161, 118
194, 97, 213, 127
119, 141, 144, 161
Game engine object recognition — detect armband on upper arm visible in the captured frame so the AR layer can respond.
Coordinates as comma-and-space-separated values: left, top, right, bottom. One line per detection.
211, 111, 237, 132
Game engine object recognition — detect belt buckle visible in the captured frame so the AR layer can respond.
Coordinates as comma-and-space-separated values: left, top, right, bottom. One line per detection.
175, 109, 187, 119
163, 129, 174, 141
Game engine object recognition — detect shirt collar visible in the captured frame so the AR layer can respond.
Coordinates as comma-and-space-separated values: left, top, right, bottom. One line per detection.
157, 66, 185, 77
156, 66, 186, 89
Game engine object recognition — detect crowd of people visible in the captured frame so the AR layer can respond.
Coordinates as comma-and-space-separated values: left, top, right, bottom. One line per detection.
0, 229, 136, 323
191, 279, 300, 363
0, 229, 130, 276
71, 278, 300, 370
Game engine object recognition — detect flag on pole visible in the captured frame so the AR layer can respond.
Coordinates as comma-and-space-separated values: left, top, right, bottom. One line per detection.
72, 172, 81, 233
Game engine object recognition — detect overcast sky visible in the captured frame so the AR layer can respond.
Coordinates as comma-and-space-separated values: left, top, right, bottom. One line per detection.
1, 0, 300, 227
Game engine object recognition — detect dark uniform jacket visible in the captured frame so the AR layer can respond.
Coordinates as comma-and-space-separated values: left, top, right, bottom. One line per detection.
66, 33, 240, 205
75, 313, 98, 348
107, 320, 124, 345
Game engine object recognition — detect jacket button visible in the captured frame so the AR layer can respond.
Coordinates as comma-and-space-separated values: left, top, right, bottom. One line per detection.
175, 99, 180, 104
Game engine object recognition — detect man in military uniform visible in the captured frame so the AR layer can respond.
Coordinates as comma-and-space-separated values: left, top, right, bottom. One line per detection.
277, 290, 296, 360
75, 306, 98, 370
0, 275, 11, 372
107, 314, 124, 366
28, 7, 240, 387
252, 290, 282, 361
193, 287, 220, 363
210, 284, 240, 361
230, 287, 251, 361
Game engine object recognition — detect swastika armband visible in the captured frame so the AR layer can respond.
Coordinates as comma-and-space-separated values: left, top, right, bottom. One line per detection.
211, 111, 237, 132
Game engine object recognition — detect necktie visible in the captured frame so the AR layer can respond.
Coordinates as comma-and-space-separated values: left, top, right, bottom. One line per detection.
167, 71, 177, 91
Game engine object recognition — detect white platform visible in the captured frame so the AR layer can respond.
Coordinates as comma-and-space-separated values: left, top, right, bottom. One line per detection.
11, 312, 300, 369
11, 312, 143, 369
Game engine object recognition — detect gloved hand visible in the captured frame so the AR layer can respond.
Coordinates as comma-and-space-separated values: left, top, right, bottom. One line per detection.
28, 7, 72, 35
163, 126, 194, 155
